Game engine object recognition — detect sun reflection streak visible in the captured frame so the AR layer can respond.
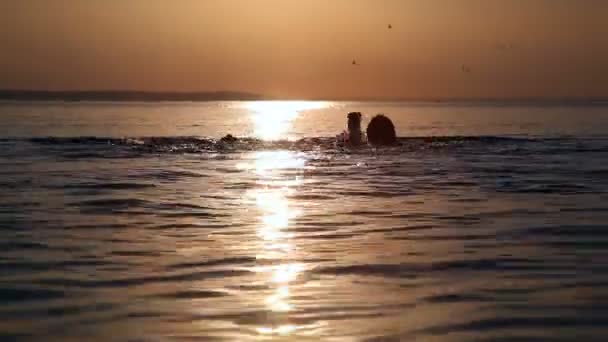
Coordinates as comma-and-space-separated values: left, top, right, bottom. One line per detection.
264, 285, 291, 312
245, 150, 308, 336
272, 263, 304, 284
237, 151, 307, 177
245, 101, 330, 140
256, 324, 297, 335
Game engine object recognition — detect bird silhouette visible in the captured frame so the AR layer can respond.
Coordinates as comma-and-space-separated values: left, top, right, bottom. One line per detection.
352, 59, 360, 66
388, 24, 392, 29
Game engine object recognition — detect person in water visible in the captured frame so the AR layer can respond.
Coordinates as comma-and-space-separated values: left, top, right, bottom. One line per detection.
338, 112, 396, 147
366, 114, 397, 145
223, 111, 396, 147
220, 134, 238, 143
337, 112, 364, 146
347, 112, 364, 145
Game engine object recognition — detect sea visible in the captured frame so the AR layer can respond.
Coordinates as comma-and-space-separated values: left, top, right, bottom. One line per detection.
1, 100, 608, 341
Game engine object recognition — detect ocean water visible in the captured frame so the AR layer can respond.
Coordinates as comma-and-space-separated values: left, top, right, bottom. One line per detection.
1, 101, 608, 341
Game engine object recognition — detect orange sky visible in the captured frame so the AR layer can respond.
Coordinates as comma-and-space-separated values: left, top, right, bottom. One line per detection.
1, 0, 606, 99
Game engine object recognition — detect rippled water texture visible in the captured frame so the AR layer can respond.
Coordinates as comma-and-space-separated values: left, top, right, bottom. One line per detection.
1, 101, 608, 341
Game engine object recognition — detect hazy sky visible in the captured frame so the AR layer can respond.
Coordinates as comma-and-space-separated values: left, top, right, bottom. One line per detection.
1, 0, 607, 99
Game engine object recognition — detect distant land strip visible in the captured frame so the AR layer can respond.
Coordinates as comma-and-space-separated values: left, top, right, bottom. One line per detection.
0, 90, 264, 102
0, 90, 606, 104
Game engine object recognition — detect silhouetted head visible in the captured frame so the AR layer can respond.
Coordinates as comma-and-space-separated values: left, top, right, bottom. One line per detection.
220, 134, 238, 143
347, 112, 362, 132
366, 114, 397, 146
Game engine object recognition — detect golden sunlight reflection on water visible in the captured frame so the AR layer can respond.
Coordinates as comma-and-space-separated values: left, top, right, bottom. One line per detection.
239, 150, 309, 336
252, 151, 306, 335
245, 101, 331, 140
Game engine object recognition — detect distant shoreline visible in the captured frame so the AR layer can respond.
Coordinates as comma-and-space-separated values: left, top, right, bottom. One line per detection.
0, 90, 264, 102
0, 90, 606, 105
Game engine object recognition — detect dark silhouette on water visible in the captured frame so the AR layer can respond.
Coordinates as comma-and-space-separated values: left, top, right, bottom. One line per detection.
337, 112, 397, 147
221, 112, 396, 148
347, 112, 364, 145
220, 134, 238, 143
0, 90, 262, 102
336, 112, 364, 147
366, 114, 397, 146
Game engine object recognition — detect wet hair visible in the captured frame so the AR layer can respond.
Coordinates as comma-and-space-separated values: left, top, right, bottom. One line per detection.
347, 112, 362, 132
220, 134, 238, 143
366, 114, 397, 146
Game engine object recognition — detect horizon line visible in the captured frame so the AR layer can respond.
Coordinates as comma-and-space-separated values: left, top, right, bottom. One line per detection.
0, 89, 606, 103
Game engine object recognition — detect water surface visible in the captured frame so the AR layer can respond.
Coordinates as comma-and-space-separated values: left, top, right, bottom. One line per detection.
1, 101, 608, 341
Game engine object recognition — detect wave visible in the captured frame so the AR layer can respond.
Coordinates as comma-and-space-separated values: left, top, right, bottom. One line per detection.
0, 135, 555, 157
16, 135, 532, 146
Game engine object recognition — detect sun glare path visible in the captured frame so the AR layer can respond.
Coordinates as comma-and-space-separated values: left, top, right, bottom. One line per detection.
242, 150, 309, 336
245, 101, 330, 141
